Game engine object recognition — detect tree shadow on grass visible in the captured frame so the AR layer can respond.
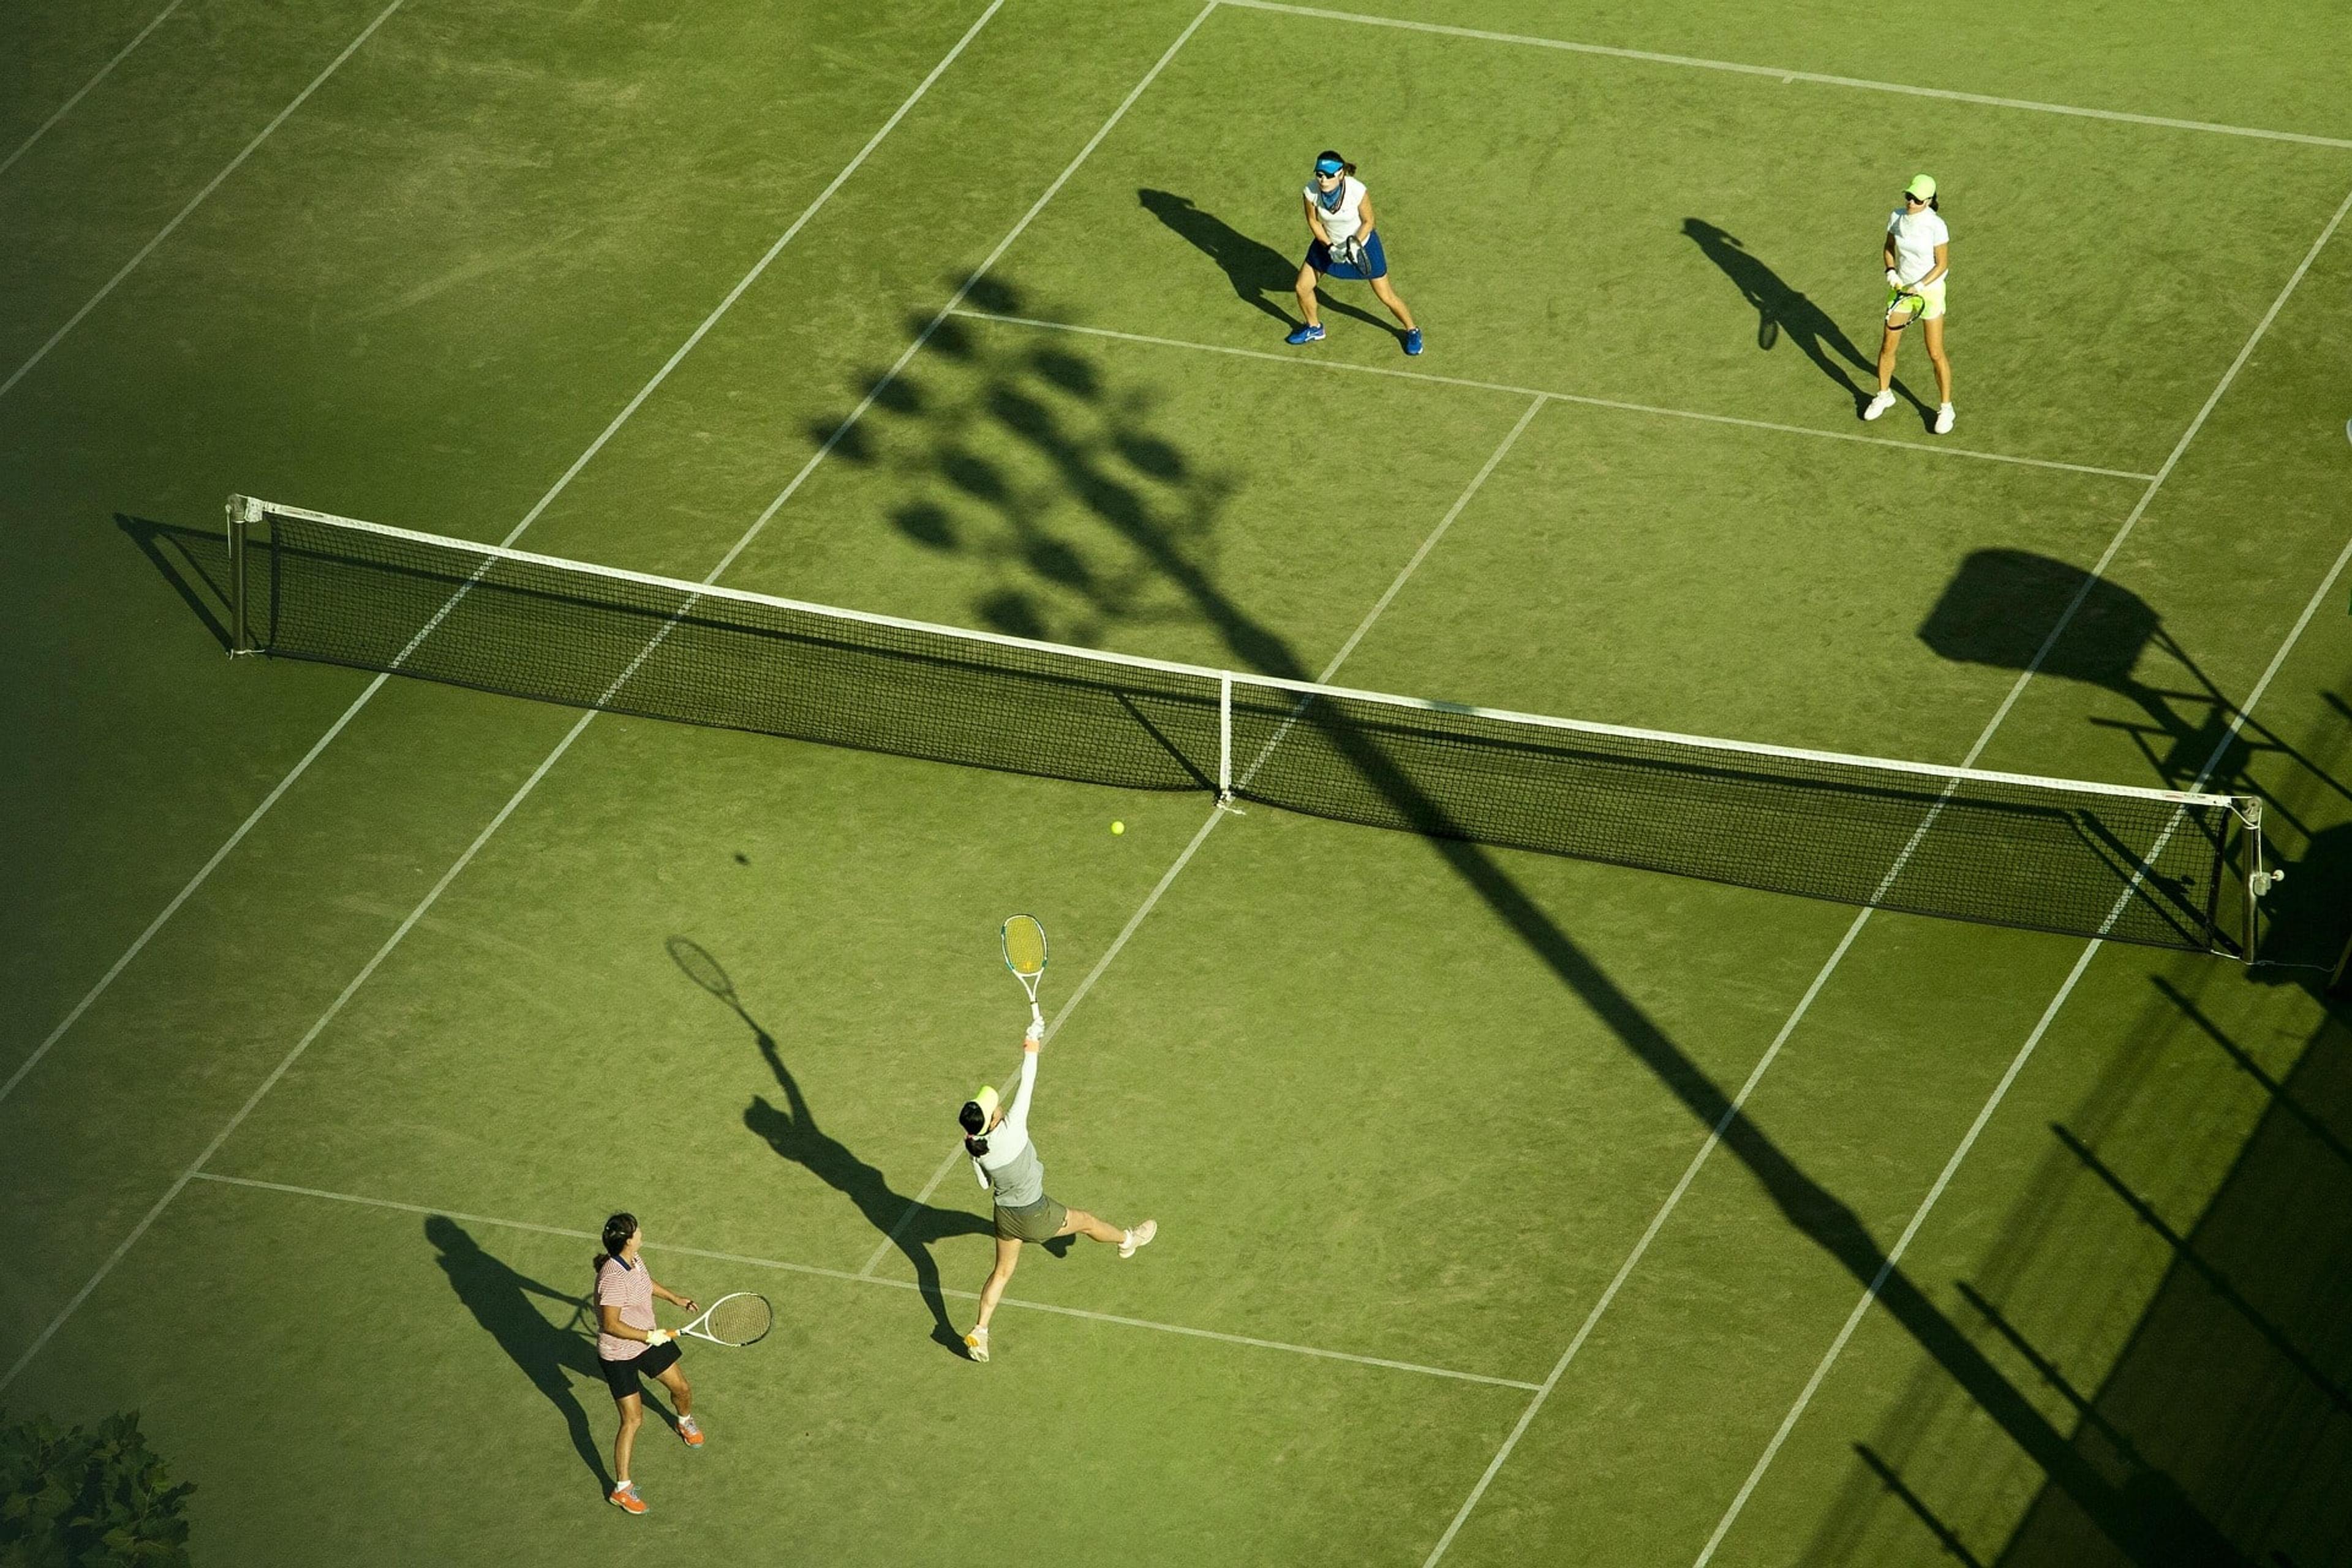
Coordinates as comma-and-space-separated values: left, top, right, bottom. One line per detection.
815, 276, 2247, 1562
665, 939, 990, 1357
426, 1215, 619, 1491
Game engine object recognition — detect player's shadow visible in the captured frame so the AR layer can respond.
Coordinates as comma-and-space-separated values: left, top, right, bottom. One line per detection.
666, 942, 992, 1355
742, 1037, 993, 1355
1138, 189, 1393, 337
1682, 220, 1880, 412
426, 1215, 619, 1490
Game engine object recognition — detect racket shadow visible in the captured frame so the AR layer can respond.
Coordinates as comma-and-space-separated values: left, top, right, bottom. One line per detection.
426, 1215, 641, 1491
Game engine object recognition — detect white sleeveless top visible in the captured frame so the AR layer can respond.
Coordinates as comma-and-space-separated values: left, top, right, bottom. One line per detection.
1303, 175, 1368, 244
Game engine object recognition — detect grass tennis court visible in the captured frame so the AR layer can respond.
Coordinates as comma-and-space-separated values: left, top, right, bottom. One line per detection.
6, 1, 2351, 1562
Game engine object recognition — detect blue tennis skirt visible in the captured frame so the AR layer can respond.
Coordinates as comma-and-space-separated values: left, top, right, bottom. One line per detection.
1306, 231, 1388, 281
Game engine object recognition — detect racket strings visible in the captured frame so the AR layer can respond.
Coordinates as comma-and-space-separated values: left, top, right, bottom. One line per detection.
1002, 916, 1047, 978
704, 1293, 772, 1346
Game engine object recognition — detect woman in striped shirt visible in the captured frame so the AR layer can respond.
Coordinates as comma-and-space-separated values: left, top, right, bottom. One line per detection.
593, 1213, 701, 1514
959, 1020, 1156, 1363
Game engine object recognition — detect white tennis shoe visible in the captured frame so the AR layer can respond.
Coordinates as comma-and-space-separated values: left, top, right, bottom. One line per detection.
1119, 1220, 1158, 1259
1861, 389, 1896, 421
1933, 402, 1956, 434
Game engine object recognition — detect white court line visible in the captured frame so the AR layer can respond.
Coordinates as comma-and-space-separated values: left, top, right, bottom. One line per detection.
860, 393, 1549, 1278
0, 0, 409, 404
0, 0, 187, 181
949, 310, 2158, 483
0, 0, 1214, 1403
184, 1172, 1537, 1389
1423, 173, 2352, 1568
0, 1, 1009, 1112
1220, 0, 2352, 151
1692, 521, 2352, 1567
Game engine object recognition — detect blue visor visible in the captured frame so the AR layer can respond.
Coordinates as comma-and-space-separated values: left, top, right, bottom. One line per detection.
1314, 161, 1344, 175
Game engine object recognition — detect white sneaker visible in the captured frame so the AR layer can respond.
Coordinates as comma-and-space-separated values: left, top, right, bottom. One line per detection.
963, 1326, 989, 1363
1861, 389, 1896, 422
1119, 1220, 1158, 1259
1933, 402, 1955, 434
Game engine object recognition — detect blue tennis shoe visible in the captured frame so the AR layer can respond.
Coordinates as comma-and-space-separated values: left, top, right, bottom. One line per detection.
1403, 328, 1423, 356
1285, 323, 1325, 345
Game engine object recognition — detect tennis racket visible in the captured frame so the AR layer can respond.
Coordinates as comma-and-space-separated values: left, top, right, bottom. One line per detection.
678, 1292, 773, 1348
1001, 914, 1048, 1034
1884, 285, 1926, 331
1333, 235, 1366, 273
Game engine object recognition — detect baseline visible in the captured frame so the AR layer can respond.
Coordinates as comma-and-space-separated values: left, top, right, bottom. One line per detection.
1221, 0, 2352, 152
1422, 168, 2352, 1568
182, 1170, 1540, 1391
949, 309, 2157, 483
0, 0, 188, 181
0, 0, 1009, 1111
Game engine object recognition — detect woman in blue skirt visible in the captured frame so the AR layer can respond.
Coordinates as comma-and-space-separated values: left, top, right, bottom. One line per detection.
1288, 149, 1422, 355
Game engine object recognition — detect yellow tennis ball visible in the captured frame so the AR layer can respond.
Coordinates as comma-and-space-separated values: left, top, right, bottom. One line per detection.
1110, 820, 1125, 835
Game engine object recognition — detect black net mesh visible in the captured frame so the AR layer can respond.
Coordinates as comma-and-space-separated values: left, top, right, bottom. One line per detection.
251, 510, 1224, 792
241, 507, 2242, 952
1226, 688, 2236, 951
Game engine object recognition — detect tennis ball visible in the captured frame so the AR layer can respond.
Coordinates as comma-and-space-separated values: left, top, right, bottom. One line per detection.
1111, 820, 1125, 835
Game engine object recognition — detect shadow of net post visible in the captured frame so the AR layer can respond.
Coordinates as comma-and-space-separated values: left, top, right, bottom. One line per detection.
116, 513, 235, 650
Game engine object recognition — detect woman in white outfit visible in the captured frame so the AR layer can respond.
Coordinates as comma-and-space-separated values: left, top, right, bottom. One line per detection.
959, 1020, 1156, 1363
1863, 173, 1954, 434
1288, 149, 1422, 355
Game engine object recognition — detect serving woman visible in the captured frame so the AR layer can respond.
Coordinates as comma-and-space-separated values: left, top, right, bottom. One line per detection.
1863, 173, 1955, 434
960, 1019, 1156, 1363
1288, 149, 1422, 355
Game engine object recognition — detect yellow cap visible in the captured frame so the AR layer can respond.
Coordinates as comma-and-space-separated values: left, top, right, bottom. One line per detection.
1904, 173, 1937, 200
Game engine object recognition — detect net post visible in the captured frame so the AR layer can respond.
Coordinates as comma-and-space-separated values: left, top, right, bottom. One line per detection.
225, 495, 257, 655
1217, 673, 1232, 802
2242, 797, 2266, 960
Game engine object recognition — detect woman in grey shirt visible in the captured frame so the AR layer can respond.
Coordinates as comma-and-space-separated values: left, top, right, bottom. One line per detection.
958, 1020, 1156, 1362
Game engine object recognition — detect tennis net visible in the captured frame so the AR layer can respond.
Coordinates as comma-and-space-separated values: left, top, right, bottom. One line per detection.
225, 496, 2264, 954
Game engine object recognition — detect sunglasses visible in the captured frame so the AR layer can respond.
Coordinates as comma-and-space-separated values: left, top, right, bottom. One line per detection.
1314, 167, 1343, 178
1903, 192, 1928, 204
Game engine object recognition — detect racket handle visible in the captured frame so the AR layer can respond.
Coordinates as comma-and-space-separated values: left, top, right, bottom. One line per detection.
1030, 1002, 1045, 1033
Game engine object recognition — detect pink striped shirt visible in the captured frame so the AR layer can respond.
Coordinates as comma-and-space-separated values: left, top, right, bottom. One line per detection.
595, 1255, 656, 1362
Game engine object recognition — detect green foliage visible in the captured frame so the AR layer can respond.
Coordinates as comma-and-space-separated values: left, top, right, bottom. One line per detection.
0, 1411, 194, 1568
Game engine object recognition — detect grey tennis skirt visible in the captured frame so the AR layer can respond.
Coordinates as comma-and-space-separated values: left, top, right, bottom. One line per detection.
995, 1195, 1069, 1243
